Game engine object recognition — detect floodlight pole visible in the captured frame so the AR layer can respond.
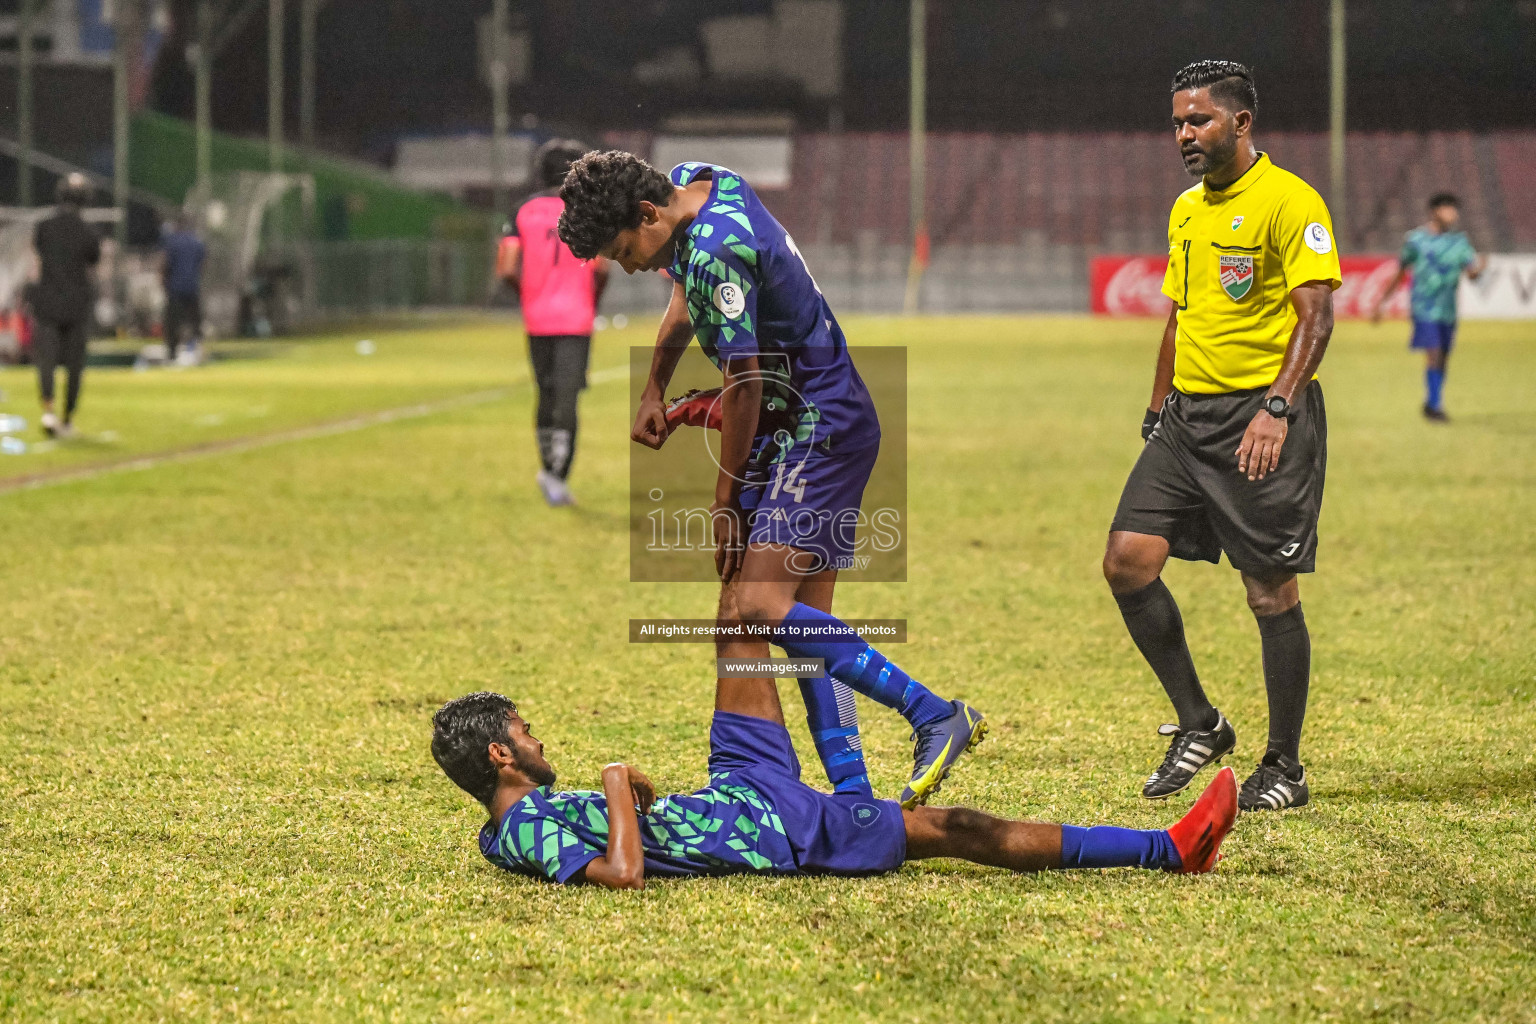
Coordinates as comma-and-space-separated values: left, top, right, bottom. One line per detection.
1329, 0, 1346, 248
194, 0, 213, 195
903, 0, 927, 316
268, 0, 285, 174
299, 0, 320, 151
17, 0, 36, 207
489, 0, 511, 225
112, 0, 132, 246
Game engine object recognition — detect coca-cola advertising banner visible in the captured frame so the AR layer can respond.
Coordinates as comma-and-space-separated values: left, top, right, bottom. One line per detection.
1091, 254, 1536, 319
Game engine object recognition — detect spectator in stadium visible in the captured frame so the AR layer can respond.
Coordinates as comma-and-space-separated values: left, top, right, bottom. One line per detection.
1370, 193, 1485, 421
430, 687, 1238, 889
160, 213, 208, 366
1103, 61, 1339, 813
498, 139, 609, 507
31, 173, 101, 438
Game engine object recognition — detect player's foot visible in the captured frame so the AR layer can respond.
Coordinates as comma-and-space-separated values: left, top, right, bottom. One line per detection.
1142, 709, 1236, 800
536, 470, 575, 507
1165, 766, 1238, 873
40, 411, 59, 438
1422, 405, 1449, 422
56, 421, 76, 439
1238, 751, 1309, 811
899, 700, 987, 809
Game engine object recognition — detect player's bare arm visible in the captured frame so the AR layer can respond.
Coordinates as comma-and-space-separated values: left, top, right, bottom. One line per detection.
579, 763, 654, 890
1237, 281, 1333, 481
497, 236, 522, 292
1370, 264, 1409, 323
712, 354, 763, 582
633, 280, 694, 449
1144, 302, 1179, 437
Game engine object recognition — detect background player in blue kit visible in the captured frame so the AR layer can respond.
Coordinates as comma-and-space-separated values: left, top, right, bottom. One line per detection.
558, 151, 985, 809
1372, 193, 1486, 421
429, 687, 1237, 889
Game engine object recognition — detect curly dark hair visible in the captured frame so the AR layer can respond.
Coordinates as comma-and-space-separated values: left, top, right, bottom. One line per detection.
557, 150, 674, 260
1172, 59, 1257, 117
431, 691, 516, 807
535, 138, 589, 190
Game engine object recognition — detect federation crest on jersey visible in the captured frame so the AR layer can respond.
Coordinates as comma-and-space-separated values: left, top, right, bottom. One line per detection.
713, 281, 746, 319
1230, 215, 1244, 230
1219, 253, 1255, 300
1304, 221, 1333, 254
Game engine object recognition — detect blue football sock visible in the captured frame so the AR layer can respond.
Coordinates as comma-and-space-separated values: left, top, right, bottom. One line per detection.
1426, 367, 1445, 410
1059, 825, 1182, 871
799, 675, 872, 796
776, 603, 953, 729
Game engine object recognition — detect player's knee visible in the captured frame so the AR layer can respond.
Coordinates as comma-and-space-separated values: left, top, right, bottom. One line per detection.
1243, 576, 1295, 617
1103, 537, 1155, 592
932, 806, 998, 853
731, 582, 787, 625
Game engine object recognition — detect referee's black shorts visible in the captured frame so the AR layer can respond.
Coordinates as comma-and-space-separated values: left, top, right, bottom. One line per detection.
1110, 380, 1327, 577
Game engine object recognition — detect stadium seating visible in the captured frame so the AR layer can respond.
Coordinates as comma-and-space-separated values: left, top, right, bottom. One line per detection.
751, 130, 1533, 255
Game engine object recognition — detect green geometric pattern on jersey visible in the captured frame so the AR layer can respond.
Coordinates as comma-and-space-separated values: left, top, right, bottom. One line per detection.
508, 782, 791, 875
1401, 227, 1476, 324
679, 172, 810, 453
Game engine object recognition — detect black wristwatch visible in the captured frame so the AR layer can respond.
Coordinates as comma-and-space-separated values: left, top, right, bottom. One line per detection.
1263, 394, 1290, 419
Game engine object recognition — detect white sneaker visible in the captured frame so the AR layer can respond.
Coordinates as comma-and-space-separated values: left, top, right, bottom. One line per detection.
536, 470, 575, 507
40, 412, 59, 438
55, 421, 76, 439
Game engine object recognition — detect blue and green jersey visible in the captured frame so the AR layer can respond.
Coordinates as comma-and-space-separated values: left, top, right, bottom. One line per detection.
665, 162, 880, 459
480, 779, 796, 883
1401, 226, 1477, 325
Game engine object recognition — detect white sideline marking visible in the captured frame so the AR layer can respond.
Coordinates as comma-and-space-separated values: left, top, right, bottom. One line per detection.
0, 363, 632, 496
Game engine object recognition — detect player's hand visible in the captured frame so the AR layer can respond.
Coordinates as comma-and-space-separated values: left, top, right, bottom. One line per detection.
1141, 407, 1161, 442
1236, 409, 1287, 481
604, 763, 655, 813
632, 395, 670, 449
710, 500, 746, 583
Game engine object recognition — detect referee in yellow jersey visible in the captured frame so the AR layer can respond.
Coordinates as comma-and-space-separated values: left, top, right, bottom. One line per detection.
1104, 61, 1341, 812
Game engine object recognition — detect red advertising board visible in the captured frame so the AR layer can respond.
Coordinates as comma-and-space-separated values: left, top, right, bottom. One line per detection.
1090, 254, 1409, 319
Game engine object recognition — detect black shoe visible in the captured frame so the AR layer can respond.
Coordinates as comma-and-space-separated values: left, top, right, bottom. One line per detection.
1238, 750, 1310, 811
1423, 405, 1449, 422
1142, 710, 1236, 799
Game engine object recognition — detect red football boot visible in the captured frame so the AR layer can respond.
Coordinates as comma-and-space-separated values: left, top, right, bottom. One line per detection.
1166, 765, 1238, 874
664, 388, 723, 431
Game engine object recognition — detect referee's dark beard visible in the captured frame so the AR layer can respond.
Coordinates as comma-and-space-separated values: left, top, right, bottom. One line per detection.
1182, 127, 1237, 179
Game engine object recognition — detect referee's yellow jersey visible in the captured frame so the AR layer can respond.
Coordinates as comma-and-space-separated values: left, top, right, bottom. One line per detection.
1161, 153, 1343, 394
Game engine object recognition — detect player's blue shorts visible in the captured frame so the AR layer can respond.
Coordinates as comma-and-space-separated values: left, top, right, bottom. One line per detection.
1410, 318, 1456, 351
740, 440, 880, 573
708, 711, 906, 876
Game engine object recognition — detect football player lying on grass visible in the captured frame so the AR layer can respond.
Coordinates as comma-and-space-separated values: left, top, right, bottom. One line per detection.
431, 679, 1238, 889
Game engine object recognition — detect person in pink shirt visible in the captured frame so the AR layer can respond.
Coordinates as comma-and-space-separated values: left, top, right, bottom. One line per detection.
498, 140, 610, 506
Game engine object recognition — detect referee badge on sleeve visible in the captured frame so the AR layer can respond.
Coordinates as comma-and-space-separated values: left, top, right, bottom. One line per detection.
1219, 253, 1255, 300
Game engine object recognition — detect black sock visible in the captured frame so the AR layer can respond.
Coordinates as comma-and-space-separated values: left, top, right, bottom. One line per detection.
1114, 578, 1216, 732
1257, 603, 1310, 763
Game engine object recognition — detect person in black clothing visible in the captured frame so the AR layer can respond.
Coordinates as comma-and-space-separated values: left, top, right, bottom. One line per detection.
32, 174, 101, 438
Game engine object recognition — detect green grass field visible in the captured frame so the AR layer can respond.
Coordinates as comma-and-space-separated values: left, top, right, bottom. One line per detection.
1, 315, 1532, 1023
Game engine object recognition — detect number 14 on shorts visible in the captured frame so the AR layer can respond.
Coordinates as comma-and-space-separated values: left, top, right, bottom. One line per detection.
770, 462, 807, 503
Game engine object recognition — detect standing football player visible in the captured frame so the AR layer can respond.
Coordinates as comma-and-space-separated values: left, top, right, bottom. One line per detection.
498, 140, 610, 506
1103, 61, 1340, 811
1370, 193, 1485, 421
558, 152, 986, 809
